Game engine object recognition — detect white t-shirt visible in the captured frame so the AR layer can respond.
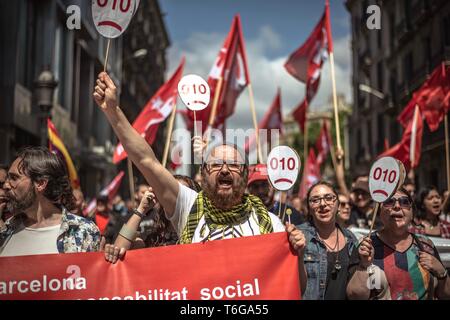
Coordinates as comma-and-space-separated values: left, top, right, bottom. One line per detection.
0, 224, 60, 257
169, 183, 285, 243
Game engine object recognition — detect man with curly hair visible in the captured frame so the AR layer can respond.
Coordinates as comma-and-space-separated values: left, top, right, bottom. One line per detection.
0, 147, 100, 256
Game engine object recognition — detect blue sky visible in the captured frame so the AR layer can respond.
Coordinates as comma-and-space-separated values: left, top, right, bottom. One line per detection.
159, 0, 353, 129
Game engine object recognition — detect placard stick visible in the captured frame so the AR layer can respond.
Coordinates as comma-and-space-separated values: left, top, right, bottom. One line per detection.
193, 110, 198, 137
278, 192, 283, 219
329, 52, 342, 151
281, 192, 288, 222
162, 100, 177, 168
368, 202, 380, 238
104, 39, 111, 72
446, 113, 450, 191
127, 159, 135, 206
248, 83, 264, 163
206, 77, 224, 146
303, 117, 308, 166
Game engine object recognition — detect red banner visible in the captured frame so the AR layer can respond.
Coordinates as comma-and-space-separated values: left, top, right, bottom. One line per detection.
0, 233, 300, 300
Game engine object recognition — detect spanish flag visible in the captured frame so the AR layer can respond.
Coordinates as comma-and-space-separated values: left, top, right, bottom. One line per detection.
47, 118, 80, 189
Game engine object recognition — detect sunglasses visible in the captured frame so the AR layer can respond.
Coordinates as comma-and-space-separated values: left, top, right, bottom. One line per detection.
309, 194, 337, 206
383, 196, 411, 209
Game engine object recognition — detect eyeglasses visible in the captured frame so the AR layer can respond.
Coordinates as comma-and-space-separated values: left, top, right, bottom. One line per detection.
339, 201, 350, 207
383, 196, 411, 209
203, 161, 244, 173
309, 194, 337, 206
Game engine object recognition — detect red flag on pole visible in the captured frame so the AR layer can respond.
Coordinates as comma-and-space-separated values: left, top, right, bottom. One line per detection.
298, 148, 321, 200
380, 106, 423, 170
398, 63, 450, 132
83, 171, 125, 217
187, 15, 250, 132
315, 120, 332, 166
244, 89, 283, 153
112, 58, 185, 164
286, 1, 332, 132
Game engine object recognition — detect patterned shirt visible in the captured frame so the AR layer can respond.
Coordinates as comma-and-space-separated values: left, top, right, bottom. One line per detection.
371, 233, 439, 300
409, 218, 450, 239
0, 207, 100, 255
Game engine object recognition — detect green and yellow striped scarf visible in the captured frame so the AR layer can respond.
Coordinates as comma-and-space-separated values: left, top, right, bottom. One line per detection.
179, 191, 273, 244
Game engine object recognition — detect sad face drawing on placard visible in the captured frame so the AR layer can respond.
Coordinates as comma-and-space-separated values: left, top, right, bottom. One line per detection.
92, 0, 138, 38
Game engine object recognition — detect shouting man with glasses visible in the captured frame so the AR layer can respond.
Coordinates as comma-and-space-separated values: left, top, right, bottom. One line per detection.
93, 73, 305, 245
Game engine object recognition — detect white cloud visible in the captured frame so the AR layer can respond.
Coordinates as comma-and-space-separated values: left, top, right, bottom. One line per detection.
168, 26, 352, 131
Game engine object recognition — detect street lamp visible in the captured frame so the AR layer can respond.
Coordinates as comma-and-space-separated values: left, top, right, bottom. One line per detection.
34, 68, 58, 147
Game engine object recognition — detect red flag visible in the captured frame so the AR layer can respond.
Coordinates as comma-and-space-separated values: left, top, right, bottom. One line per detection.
315, 121, 332, 166
244, 89, 283, 153
284, 0, 332, 83
83, 171, 125, 217
286, 1, 332, 132
398, 63, 450, 132
299, 148, 321, 200
292, 100, 307, 133
112, 58, 185, 163
380, 106, 423, 170
187, 15, 250, 132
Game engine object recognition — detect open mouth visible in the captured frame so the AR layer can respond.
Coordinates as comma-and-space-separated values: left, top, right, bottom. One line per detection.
390, 212, 404, 219
217, 176, 233, 189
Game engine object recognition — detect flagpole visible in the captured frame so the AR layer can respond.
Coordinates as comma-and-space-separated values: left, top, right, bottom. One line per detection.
104, 39, 111, 72
206, 77, 224, 146
162, 100, 177, 168
127, 159, 135, 206
303, 116, 308, 165
248, 83, 264, 163
445, 113, 450, 191
409, 104, 420, 184
329, 52, 342, 152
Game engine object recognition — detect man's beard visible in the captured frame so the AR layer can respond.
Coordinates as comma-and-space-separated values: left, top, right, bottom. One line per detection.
7, 184, 37, 213
202, 175, 247, 210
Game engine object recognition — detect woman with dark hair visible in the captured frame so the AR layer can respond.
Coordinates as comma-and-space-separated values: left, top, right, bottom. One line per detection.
104, 175, 201, 263
347, 188, 450, 300
0, 147, 100, 256
409, 186, 450, 239
296, 180, 360, 299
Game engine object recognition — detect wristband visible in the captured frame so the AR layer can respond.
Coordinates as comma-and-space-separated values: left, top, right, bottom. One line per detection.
132, 208, 145, 219
119, 224, 137, 242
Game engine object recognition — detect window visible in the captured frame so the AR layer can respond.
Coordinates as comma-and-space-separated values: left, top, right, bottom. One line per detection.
377, 61, 384, 91
53, 15, 70, 110
389, 13, 395, 51
389, 70, 397, 104
443, 15, 450, 46
377, 113, 385, 153
403, 52, 413, 85
16, 0, 35, 89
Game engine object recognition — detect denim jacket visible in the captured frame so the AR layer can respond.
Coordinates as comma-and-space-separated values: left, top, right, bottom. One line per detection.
0, 207, 101, 254
298, 222, 359, 300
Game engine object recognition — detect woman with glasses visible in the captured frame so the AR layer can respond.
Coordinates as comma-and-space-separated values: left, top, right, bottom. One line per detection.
409, 186, 450, 239
336, 193, 352, 229
297, 180, 360, 300
347, 188, 450, 300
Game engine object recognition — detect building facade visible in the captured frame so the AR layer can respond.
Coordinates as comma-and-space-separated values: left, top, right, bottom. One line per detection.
0, 0, 169, 199
346, 0, 450, 190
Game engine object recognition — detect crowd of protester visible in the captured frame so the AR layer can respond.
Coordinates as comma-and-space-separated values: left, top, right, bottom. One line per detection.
0, 72, 449, 300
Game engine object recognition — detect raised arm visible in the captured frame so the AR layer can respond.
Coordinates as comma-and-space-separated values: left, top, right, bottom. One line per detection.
93, 72, 179, 217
